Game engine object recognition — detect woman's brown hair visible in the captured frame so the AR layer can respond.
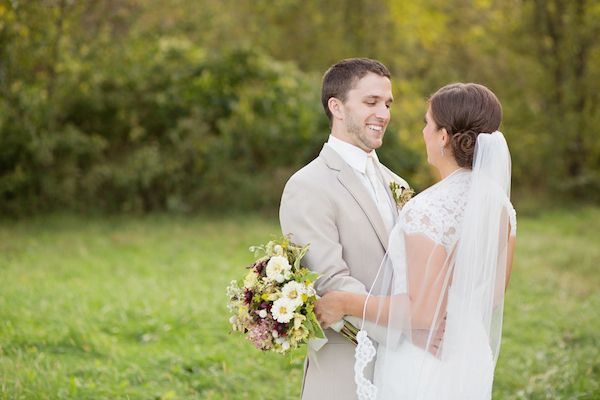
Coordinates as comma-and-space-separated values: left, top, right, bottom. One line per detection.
429, 83, 502, 168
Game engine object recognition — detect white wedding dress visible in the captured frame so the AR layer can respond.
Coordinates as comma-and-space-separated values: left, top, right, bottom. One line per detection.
355, 132, 516, 400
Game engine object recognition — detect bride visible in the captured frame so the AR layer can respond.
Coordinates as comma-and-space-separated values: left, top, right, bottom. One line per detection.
315, 83, 516, 399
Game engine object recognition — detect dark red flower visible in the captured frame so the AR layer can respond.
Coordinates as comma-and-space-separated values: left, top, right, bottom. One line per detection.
254, 259, 268, 277
275, 322, 289, 337
244, 289, 254, 305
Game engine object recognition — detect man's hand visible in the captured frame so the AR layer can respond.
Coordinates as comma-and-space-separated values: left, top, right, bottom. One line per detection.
314, 291, 347, 328
412, 315, 446, 356
431, 314, 446, 352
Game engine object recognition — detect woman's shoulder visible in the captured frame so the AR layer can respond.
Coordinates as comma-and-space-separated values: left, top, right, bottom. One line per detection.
400, 170, 471, 246
405, 170, 471, 212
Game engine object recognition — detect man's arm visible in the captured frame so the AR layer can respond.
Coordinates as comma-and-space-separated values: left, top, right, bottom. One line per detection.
280, 173, 391, 345
279, 175, 366, 296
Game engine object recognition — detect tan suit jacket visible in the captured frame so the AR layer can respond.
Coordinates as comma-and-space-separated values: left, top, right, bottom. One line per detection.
279, 143, 408, 400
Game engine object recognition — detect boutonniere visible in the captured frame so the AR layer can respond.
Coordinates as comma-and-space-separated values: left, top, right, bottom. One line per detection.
389, 181, 414, 210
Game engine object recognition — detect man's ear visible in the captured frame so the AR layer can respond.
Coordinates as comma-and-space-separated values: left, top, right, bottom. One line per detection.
328, 97, 344, 120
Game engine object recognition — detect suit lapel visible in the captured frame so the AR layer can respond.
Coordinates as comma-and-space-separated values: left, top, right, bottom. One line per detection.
380, 168, 400, 221
320, 145, 389, 251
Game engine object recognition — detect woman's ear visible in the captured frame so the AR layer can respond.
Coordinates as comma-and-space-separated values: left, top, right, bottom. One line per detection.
328, 97, 344, 120
440, 128, 450, 147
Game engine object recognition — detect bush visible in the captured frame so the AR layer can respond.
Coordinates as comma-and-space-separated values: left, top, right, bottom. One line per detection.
0, 37, 421, 215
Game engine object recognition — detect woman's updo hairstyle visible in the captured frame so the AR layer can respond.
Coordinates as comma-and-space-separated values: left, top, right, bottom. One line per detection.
429, 83, 502, 168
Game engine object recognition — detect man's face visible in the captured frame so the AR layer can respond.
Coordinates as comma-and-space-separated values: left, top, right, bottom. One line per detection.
338, 72, 393, 152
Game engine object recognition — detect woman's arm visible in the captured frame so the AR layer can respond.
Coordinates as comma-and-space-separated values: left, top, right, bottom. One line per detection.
505, 234, 516, 290
315, 233, 450, 330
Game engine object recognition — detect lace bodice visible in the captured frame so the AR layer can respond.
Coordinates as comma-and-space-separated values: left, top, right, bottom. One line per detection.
400, 169, 516, 252
401, 170, 471, 252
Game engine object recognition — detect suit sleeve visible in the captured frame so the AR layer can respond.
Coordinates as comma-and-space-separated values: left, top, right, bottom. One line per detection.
279, 175, 367, 296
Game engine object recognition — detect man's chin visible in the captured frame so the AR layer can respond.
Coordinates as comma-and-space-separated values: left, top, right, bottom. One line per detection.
368, 138, 384, 150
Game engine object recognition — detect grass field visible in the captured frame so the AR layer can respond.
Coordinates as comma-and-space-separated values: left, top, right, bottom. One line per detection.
0, 209, 598, 399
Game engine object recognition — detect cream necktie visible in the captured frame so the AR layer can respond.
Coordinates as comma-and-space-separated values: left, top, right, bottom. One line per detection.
365, 154, 395, 232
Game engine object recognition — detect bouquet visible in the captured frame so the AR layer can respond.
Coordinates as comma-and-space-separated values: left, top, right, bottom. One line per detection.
227, 237, 325, 354
227, 237, 359, 354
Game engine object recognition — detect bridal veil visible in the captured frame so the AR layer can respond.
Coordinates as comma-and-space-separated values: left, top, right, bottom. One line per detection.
355, 131, 516, 400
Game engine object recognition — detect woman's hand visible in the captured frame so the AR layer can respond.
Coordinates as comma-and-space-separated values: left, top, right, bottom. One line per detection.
314, 291, 348, 328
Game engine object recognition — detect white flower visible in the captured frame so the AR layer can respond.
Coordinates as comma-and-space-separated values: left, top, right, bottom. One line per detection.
229, 315, 238, 330
272, 330, 279, 338
305, 283, 316, 298
293, 313, 306, 330
281, 281, 305, 307
243, 271, 258, 289
276, 337, 290, 351
265, 256, 292, 283
273, 244, 284, 255
258, 309, 268, 318
226, 280, 241, 298
271, 298, 296, 323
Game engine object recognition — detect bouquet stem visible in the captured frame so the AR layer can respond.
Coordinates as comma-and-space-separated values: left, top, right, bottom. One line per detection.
338, 321, 360, 345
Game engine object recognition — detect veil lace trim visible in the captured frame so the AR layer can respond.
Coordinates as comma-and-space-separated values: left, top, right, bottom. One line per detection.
355, 331, 378, 400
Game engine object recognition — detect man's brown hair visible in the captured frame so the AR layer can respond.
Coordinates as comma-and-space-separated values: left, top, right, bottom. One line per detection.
321, 58, 391, 124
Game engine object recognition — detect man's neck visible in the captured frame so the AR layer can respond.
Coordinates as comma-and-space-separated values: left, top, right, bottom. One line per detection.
330, 130, 370, 154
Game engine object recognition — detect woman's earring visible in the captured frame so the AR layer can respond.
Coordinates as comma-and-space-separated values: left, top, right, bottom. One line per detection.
440, 145, 445, 157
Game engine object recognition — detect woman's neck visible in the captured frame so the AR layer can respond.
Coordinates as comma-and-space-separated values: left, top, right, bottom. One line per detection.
437, 159, 463, 180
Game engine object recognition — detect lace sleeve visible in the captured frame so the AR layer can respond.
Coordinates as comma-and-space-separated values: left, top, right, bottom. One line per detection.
400, 173, 470, 252
508, 205, 517, 236
401, 206, 445, 244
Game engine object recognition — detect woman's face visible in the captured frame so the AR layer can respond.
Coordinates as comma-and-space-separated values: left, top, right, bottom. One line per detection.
423, 106, 442, 166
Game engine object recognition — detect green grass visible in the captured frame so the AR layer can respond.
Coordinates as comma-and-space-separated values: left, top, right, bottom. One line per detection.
0, 209, 598, 399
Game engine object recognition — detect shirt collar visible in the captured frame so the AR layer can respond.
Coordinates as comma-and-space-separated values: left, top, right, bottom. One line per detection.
326, 135, 379, 174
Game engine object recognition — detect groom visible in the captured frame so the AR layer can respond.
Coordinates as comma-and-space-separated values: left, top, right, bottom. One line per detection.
279, 58, 408, 399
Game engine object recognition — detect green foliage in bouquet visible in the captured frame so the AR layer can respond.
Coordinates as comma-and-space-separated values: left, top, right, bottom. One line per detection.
227, 237, 325, 354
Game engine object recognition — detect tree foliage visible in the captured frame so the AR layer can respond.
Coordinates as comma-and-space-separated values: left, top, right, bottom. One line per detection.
0, 0, 598, 214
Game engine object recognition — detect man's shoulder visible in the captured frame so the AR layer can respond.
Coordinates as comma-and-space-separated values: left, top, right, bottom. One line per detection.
285, 154, 330, 188
280, 154, 335, 213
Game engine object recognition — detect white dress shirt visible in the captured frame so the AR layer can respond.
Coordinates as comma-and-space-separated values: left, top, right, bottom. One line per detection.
326, 135, 396, 231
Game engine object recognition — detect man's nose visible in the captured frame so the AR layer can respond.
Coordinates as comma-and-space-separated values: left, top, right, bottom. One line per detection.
375, 104, 390, 121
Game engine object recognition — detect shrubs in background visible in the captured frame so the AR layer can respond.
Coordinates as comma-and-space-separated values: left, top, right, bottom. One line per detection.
0, 36, 419, 214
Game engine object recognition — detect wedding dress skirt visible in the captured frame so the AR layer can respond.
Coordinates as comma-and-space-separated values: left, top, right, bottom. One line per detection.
373, 309, 494, 400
